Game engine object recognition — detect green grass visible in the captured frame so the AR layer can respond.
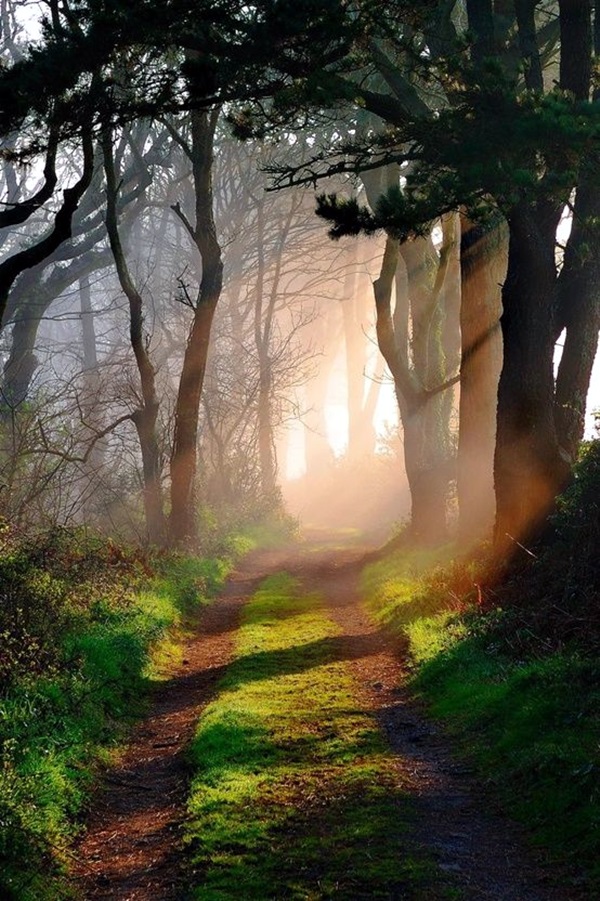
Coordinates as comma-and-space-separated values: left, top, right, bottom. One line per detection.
363, 550, 600, 890
186, 572, 449, 900
0, 544, 233, 901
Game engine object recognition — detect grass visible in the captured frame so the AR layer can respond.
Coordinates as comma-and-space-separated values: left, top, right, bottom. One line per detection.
0, 533, 234, 901
186, 572, 450, 900
362, 548, 600, 890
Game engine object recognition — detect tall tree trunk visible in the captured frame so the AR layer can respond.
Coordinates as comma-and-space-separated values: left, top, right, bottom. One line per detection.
553, 7, 600, 460
375, 236, 450, 544
400, 225, 459, 543
457, 215, 507, 545
2, 308, 40, 410
403, 238, 450, 543
103, 128, 166, 546
79, 274, 106, 495
170, 108, 223, 544
363, 167, 458, 543
494, 204, 569, 552
554, 182, 600, 463
492, 0, 593, 554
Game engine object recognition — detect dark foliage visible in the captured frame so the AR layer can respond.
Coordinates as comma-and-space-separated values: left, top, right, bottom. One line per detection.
482, 442, 600, 655
0, 525, 150, 692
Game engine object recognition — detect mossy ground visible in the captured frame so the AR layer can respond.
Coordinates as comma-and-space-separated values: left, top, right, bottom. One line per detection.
186, 572, 448, 900
362, 544, 600, 890
0, 533, 234, 901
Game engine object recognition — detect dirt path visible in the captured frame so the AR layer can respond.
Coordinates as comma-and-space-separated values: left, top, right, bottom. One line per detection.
72, 549, 286, 900
300, 544, 581, 901
74, 540, 581, 899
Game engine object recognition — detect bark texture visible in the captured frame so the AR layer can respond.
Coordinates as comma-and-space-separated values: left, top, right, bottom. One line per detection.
457, 216, 507, 545
494, 205, 569, 552
170, 108, 223, 544
103, 129, 166, 545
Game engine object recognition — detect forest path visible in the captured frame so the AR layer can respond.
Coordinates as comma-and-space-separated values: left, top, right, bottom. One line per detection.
72, 546, 290, 900
73, 537, 576, 899
302, 542, 576, 901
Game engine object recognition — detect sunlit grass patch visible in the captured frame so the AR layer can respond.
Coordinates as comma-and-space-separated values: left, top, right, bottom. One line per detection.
417, 641, 600, 880
361, 545, 458, 636
363, 548, 600, 890
186, 572, 445, 900
0, 544, 232, 901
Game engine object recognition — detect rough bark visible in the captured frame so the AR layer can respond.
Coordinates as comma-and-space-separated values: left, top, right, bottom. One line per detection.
103, 128, 166, 546
554, 182, 600, 462
552, 6, 599, 460
373, 229, 458, 546
494, 204, 569, 552
457, 215, 507, 545
170, 108, 223, 544
493, 1, 594, 553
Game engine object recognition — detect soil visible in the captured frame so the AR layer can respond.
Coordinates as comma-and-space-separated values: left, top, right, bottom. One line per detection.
72, 540, 584, 900
72, 549, 281, 899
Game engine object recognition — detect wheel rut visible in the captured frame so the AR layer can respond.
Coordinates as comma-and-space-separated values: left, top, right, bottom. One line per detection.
73, 540, 584, 900
72, 549, 286, 900
304, 543, 583, 901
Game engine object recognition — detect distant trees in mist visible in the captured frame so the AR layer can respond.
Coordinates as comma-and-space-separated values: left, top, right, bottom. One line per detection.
0, 0, 598, 553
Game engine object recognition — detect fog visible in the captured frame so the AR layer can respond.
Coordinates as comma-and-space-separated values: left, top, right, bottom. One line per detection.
0, 110, 428, 542
3, 4, 598, 549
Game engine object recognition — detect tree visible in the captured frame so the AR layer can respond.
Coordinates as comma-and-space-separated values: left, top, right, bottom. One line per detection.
102, 123, 166, 545
458, 215, 507, 546
278, 1, 600, 550
168, 108, 224, 543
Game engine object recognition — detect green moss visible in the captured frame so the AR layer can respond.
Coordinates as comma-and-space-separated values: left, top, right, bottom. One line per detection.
0, 539, 233, 901
186, 573, 448, 900
363, 549, 600, 890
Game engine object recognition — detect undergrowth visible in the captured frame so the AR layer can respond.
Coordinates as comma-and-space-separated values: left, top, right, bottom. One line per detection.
362, 445, 600, 890
0, 526, 234, 901
185, 572, 449, 899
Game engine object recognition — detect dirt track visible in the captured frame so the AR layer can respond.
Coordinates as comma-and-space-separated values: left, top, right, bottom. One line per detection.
73, 541, 580, 900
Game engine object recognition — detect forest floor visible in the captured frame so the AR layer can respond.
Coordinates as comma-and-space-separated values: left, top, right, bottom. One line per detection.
72, 537, 581, 900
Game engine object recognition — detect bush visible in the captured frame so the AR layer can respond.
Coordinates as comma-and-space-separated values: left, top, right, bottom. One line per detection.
0, 526, 232, 899
361, 449, 600, 890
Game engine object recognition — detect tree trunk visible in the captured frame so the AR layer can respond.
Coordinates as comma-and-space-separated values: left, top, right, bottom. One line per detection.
494, 204, 569, 553
400, 229, 458, 543
171, 299, 220, 541
553, 0, 600, 460
2, 310, 39, 410
169, 108, 223, 544
554, 182, 600, 463
457, 215, 507, 545
103, 128, 166, 546
257, 359, 276, 493
79, 274, 106, 495
375, 235, 451, 544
